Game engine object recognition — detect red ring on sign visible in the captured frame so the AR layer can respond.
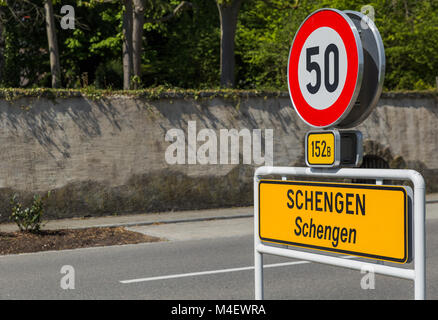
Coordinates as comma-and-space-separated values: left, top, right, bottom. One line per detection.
288, 9, 360, 128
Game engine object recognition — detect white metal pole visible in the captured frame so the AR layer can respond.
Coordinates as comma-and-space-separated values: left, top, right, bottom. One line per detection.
254, 166, 426, 300
254, 175, 264, 300
254, 248, 264, 300
256, 243, 415, 280
375, 178, 384, 265
412, 172, 426, 300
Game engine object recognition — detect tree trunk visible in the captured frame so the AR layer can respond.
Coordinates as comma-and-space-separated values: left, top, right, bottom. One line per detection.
122, 0, 134, 90
132, 0, 145, 89
0, 7, 4, 84
44, 0, 61, 88
217, 0, 243, 88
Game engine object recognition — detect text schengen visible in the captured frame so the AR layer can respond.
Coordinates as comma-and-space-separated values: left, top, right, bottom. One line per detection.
286, 189, 366, 248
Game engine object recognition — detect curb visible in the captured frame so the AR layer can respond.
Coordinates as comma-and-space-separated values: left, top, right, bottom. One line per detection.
87, 213, 254, 230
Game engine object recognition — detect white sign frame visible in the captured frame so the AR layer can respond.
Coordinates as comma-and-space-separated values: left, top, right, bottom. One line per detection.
254, 166, 426, 300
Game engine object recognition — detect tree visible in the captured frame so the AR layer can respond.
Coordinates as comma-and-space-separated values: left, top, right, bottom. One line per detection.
124, 0, 193, 90
44, 0, 61, 88
80, 0, 134, 90
132, 0, 144, 89
216, 0, 243, 88
0, 5, 5, 84
122, 0, 133, 90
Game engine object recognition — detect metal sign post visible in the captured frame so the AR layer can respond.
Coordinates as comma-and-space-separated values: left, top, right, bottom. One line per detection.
263, 7, 426, 300
254, 166, 426, 300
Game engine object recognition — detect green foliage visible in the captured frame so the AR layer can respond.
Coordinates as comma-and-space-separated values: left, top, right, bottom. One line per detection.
139, 0, 220, 88
0, 87, 435, 105
0, 0, 437, 91
10, 193, 48, 233
0, 0, 49, 87
234, 0, 438, 91
375, 0, 438, 90
236, 0, 316, 89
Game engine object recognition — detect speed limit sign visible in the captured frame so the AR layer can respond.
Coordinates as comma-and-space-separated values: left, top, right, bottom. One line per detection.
287, 8, 384, 128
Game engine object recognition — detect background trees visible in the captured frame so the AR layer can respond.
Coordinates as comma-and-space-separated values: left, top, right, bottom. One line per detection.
0, 0, 436, 91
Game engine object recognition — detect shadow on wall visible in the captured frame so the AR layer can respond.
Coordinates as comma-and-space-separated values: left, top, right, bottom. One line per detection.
0, 95, 435, 222
0, 164, 255, 223
0, 97, 125, 160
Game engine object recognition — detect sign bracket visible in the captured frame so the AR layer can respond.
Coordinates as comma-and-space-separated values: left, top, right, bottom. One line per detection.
305, 129, 363, 167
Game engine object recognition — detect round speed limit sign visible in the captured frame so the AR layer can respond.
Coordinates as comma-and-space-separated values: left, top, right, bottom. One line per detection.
288, 9, 364, 128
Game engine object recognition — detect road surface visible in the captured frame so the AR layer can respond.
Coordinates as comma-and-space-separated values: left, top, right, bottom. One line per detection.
0, 201, 438, 300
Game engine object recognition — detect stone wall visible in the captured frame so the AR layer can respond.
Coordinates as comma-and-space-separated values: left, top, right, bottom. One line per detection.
0, 92, 436, 221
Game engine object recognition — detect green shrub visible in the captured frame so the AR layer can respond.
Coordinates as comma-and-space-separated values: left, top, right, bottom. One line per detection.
9, 194, 46, 233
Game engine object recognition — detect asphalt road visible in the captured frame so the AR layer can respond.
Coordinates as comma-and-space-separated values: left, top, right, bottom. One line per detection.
1, 203, 438, 300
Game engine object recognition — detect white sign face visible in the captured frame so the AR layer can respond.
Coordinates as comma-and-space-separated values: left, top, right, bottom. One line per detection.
298, 27, 348, 110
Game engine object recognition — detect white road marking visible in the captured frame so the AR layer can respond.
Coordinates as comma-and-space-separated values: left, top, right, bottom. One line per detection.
120, 255, 359, 284
120, 255, 357, 284
120, 261, 310, 284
